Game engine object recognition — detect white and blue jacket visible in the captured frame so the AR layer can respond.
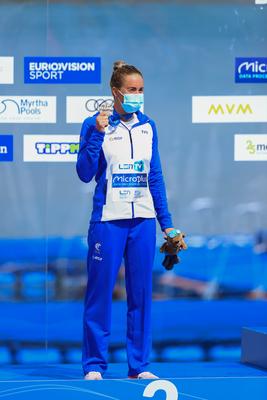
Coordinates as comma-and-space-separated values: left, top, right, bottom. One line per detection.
76, 108, 173, 232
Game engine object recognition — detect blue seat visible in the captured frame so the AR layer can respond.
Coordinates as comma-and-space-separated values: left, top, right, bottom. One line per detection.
0, 273, 16, 300
16, 348, 61, 364
21, 271, 56, 300
65, 348, 82, 363
161, 346, 204, 362
0, 347, 12, 364
209, 345, 241, 361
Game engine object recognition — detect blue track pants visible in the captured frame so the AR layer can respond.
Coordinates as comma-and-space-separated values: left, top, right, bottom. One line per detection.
82, 217, 156, 377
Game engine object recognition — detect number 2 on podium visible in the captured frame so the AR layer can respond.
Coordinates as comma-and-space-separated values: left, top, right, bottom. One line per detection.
143, 380, 179, 400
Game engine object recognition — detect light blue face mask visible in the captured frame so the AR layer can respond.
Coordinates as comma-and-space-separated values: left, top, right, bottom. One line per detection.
118, 90, 144, 113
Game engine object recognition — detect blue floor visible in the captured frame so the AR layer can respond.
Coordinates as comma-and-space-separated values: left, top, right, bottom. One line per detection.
0, 362, 266, 400
0, 361, 266, 381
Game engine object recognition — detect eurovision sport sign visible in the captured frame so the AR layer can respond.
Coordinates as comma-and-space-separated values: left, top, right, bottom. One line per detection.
24, 57, 101, 84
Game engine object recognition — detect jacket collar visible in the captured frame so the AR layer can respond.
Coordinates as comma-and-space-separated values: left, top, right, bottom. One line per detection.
109, 108, 150, 127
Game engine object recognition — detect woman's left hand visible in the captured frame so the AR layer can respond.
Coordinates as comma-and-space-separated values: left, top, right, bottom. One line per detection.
163, 227, 175, 239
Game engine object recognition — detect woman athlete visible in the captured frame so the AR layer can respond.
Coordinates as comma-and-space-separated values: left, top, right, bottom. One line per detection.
76, 60, 181, 380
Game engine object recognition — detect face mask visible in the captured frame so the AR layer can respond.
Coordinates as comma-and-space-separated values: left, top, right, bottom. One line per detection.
118, 89, 144, 113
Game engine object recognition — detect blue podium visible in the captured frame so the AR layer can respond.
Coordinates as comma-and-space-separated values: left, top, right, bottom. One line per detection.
241, 327, 267, 370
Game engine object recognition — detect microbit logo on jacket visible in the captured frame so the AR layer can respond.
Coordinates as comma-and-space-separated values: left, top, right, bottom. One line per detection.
23, 135, 79, 162
0, 135, 13, 162
235, 58, 267, 83
112, 174, 148, 188
24, 57, 101, 84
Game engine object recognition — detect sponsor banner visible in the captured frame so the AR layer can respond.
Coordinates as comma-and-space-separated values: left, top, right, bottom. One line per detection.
255, 0, 267, 4
23, 134, 79, 162
66, 96, 144, 123
24, 57, 101, 84
67, 96, 114, 123
235, 134, 267, 161
235, 57, 267, 83
192, 96, 267, 123
0, 97, 56, 123
0, 57, 14, 84
0, 134, 13, 161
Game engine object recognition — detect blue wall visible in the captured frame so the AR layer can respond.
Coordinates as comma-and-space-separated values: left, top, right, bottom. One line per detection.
0, 2, 266, 236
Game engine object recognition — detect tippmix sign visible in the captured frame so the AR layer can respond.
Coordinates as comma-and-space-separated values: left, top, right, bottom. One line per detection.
23, 135, 79, 162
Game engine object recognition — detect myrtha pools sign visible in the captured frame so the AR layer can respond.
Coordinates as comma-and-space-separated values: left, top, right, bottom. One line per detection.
0, 97, 56, 123
23, 135, 79, 162
24, 57, 101, 84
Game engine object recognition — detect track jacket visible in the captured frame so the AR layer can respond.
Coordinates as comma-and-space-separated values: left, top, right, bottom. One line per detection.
76, 108, 173, 232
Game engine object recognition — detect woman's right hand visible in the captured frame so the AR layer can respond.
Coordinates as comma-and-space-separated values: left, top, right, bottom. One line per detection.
95, 111, 109, 133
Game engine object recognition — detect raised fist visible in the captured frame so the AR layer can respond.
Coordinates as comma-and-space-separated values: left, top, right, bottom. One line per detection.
95, 111, 109, 133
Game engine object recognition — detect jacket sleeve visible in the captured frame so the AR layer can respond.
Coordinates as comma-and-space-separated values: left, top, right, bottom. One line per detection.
76, 114, 105, 183
148, 120, 174, 232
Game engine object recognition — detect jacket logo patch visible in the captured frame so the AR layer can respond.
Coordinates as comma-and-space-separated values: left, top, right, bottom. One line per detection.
95, 242, 101, 253
109, 136, 123, 141
92, 242, 103, 261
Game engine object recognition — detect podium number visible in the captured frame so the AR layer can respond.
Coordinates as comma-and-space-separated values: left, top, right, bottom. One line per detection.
143, 380, 179, 400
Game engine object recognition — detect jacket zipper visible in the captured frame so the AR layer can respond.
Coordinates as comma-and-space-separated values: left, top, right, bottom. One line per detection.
120, 118, 151, 219
120, 121, 135, 218
129, 130, 135, 218
128, 129, 134, 159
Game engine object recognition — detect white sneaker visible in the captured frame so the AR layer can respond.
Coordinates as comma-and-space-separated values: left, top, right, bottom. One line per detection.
84, 371, 103, 380
128, 371, 159, 379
